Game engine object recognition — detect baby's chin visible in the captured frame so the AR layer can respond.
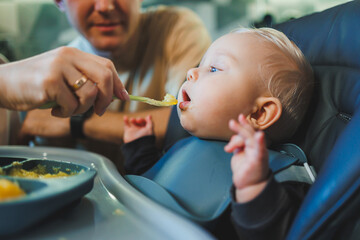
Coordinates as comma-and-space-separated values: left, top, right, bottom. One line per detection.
196, 133, 230, 141
179, 117, 193, 134
180, 124, 231, 141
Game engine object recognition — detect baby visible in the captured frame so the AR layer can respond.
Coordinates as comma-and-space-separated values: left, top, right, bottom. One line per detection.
123, 27, 313, 238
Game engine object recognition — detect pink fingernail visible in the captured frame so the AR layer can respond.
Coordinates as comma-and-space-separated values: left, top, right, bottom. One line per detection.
122, 89, 129, 100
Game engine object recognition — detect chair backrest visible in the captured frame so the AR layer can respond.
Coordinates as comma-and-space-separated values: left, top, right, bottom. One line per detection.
274, 1, 360, 238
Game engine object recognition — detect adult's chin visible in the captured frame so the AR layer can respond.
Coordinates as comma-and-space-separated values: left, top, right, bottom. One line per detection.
92, 39, 124, 52
88, 33, 128, 52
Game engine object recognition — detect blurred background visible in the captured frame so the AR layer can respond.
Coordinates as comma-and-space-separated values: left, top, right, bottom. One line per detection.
0, 0, 352, 62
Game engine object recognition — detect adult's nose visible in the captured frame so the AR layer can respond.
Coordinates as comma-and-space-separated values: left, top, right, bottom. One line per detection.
95, 0, 115, 11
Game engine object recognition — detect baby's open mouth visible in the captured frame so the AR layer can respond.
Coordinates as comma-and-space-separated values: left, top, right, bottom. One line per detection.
179, 89, 191, 110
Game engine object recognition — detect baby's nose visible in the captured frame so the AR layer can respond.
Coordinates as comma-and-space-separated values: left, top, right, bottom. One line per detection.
186, 68, 198, 82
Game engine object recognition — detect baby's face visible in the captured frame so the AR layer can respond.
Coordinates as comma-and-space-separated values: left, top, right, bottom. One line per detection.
177, 32, 270, 140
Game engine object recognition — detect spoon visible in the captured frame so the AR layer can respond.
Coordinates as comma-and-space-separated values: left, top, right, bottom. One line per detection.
39, 93, 178, 109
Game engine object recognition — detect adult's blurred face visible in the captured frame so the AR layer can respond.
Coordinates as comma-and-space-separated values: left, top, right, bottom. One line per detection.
56, 0, 142, 52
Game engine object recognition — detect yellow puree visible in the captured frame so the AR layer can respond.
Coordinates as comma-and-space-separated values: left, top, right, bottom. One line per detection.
7, 164, 74, 178
0, 179, 25, 201
0, 163, 77, 202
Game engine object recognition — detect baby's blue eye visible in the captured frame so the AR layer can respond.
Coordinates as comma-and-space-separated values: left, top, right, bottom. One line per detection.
210, 66, 219, 72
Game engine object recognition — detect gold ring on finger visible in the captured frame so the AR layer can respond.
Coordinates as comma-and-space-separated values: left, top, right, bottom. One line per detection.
72, 75, 88, 91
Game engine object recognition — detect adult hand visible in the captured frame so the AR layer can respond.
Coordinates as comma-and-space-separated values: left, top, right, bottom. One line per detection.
0, 47, 129, 117
224, 114, 270, 203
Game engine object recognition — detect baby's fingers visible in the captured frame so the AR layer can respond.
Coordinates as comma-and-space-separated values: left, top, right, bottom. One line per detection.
228, 119, 241, 133
145, 115, 152, 123
144, 115, 153, 126
254, 131, 268, 160
134, 117, 147, 127
123, 116, 131, 127
143, 115, 154, 133
228, 116, 255, 141
238, 114, 256, 133
224, 134, 245, 153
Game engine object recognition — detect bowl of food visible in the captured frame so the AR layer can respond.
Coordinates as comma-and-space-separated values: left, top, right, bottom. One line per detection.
0, 158, 96, 236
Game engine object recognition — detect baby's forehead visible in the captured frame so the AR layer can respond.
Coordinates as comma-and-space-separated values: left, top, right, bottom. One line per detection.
207, 32, 277, 58
212, 32, 268, 50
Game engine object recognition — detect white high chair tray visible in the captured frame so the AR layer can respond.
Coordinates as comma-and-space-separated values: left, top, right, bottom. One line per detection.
0, 146, 213, 240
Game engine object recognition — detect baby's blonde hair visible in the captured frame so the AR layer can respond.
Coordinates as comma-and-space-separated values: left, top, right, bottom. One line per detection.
235, 27, 314, 141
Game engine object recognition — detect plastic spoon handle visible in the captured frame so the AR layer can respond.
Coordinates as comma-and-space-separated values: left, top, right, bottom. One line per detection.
39, 94, 177, 109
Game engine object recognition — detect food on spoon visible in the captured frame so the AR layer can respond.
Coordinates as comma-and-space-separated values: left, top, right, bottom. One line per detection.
163, 93, 178, 105
0, 179, 26, 201
128, 93, 178, 107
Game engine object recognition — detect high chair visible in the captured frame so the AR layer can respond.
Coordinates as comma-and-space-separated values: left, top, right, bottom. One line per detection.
274, 1, 360, 238
126, 1, 360, 238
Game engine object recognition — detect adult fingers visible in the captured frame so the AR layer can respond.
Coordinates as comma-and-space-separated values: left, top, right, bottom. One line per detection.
89, 54, 129, 101
71, 50, 128, 115
49, 82, 78, 117
74, 57, 113, 115
40, 65, 78, 117
73, 76, 98, 114
60, 67, 98, 115
55, 47, 122, 115
45, 47, 104, 115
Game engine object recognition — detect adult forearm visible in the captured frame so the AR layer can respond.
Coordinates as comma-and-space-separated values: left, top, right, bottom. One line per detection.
83, 107, 172, 145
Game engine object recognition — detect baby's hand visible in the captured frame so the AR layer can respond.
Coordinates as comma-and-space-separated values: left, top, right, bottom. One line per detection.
224, 114, 270, 203
123, 115, 154, 143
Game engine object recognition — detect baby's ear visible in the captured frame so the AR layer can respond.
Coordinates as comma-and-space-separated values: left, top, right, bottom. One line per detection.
247, 97, 282, 130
